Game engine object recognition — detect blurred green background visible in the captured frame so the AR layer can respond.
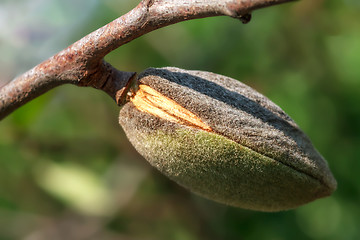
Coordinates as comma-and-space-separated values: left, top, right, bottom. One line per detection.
0, 0, 359, 239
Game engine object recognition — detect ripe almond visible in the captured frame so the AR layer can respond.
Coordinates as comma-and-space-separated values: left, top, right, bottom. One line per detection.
119, 67, 337, 212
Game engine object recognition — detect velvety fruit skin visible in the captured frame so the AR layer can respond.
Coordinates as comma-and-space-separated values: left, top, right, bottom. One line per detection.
119, 67, 337, 212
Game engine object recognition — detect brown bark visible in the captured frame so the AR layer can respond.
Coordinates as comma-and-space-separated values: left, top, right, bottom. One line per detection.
0, 0, 294, 120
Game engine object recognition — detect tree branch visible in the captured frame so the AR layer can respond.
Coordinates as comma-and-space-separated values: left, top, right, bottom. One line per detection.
0, 0, 295, 120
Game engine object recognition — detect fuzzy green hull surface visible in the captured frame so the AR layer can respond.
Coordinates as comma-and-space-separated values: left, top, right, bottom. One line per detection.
121, 125, 329, 212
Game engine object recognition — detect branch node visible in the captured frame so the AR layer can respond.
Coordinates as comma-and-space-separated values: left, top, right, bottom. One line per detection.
238, 13, 252, 24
